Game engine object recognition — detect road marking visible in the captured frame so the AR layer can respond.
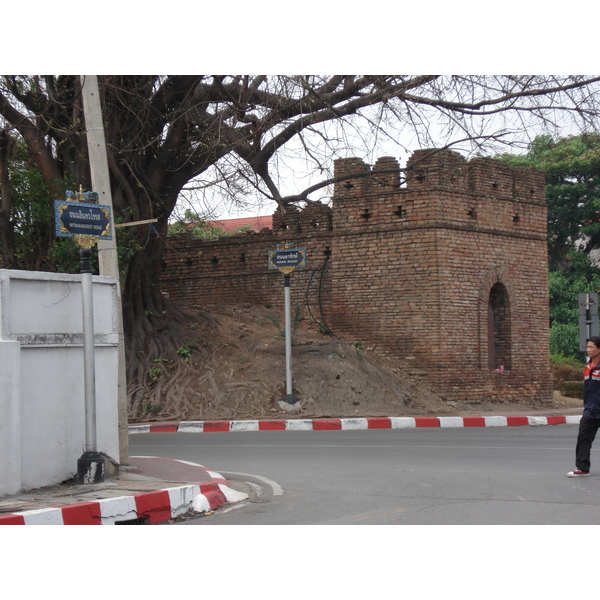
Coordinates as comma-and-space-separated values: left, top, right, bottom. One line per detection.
220, 471, 284, 496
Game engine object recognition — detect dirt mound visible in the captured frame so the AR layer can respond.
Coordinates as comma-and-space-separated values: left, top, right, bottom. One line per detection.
131, 303, 581, 422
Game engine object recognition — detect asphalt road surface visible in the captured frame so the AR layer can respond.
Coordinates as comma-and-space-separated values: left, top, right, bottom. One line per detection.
129, 423, 600, 525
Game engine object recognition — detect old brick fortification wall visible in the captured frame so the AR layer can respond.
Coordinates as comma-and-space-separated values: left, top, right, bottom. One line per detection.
162, 149, 552, 404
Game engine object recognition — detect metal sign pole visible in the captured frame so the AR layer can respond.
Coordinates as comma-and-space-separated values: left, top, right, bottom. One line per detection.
76, 236, 105, 484
283, 273, 297, 404
267, 244, 307, 407
54, 190, 111, 484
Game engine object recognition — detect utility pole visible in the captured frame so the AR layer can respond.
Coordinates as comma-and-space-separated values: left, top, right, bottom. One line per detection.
80, 75, 129, 465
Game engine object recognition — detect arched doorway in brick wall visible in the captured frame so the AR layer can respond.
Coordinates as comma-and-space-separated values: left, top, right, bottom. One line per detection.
487, 282, 512, 372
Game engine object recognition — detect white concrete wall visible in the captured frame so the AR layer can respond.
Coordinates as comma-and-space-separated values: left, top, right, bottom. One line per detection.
0, 269, 120, 495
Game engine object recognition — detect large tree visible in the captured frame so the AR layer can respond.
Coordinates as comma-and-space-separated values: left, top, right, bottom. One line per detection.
1, 75, 599, 411
500, 134, 600, 357
500, 133, 600, 268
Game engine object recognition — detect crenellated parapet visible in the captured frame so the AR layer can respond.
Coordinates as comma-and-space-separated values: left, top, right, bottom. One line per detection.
406, 149, 469, 190
406, 148, 546, 203
332, 148, 546, 235
272, 201, 333, 234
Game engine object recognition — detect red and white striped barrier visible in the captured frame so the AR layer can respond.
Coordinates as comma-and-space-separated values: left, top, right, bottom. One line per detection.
129, 414, 582, 434
0, 462, 245, 525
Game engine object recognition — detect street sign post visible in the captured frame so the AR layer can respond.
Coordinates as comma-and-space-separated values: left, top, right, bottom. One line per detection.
579, 293, 599, 352
268, 247, 307, 272
268, 245, 307, 405
54, 190, 111, 484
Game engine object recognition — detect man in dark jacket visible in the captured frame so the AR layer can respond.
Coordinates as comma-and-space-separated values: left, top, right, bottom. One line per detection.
568, 336, 600, 477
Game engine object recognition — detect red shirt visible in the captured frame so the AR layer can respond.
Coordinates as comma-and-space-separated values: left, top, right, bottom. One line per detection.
584, 360, 600, 418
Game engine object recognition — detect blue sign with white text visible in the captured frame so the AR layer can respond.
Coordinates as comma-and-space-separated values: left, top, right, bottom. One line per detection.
54, 200, 113, 240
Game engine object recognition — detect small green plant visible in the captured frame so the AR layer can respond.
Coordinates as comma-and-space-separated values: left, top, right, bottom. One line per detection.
148, 357, 169, 381
262, 301, 305, 344
148, 364, 163, 382
177, 345, 192, 362
263, 310, 285, 338
177, 339, 202, 362
351, 341, 365, 355
142, 402, 164, 414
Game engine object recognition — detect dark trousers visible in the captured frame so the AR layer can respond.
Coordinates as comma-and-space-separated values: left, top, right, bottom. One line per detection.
576, 417, 600, 471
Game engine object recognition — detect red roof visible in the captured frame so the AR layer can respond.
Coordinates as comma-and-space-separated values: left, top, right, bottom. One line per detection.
207, 215, 272, 232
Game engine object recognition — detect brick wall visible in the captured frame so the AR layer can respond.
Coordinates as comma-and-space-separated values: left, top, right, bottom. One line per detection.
161, 148, 552, 404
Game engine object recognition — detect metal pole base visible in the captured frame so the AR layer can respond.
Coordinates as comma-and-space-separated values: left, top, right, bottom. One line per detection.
77, 451, 105, 484
283, 394, 298, 404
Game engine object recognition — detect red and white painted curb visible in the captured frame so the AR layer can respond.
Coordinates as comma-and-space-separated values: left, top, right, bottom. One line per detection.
129, 414, 582, 434
0, 459, 247, 526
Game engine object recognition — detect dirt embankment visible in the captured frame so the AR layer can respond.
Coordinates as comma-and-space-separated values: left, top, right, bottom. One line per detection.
131, 303, 581, 423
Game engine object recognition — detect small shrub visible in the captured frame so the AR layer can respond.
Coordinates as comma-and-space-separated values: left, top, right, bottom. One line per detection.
177, 345, 191, 361
558, 381, 584, 399
551, 353, 583, 387
142, 402, 164, 414
262, 301, 304, 344
148, 364, 163, 382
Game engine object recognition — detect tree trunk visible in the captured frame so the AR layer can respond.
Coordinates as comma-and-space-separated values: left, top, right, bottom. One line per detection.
0, 208, 17, 269
0, 131, 18, 269
120, 216, 217, 418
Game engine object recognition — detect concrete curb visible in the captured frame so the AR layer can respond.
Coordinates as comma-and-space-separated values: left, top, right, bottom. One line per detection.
0, 460, 246, 526
129, 414, 583, 434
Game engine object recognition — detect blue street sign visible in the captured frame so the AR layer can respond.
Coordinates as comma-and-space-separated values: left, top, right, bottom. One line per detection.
54, 200, 113, 240
268, 248, 307, 270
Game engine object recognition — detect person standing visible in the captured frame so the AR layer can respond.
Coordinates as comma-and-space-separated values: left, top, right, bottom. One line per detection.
568, 336, 600, 477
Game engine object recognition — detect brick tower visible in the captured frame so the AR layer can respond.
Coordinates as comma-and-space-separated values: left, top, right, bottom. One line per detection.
326, 149, 551, 403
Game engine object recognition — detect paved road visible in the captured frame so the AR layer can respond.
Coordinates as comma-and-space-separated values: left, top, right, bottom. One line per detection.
129, 423, 600, 524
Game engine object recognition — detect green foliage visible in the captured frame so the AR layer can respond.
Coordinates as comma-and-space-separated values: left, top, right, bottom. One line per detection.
148, 364, 163, 382
550, 352, 582, 370
499, 135, 600, 360
0, 144, 141, 279
0, 140, 97, 272
147, 357, 169, 382
548, 250, 600, 321
176, 338, 202, 362
2, 142, 62, 270
142, 401, 165, 414
550, 322, 581, 358
262, 301, 304, 343
499, 134, 600, 268
547, 249, 600, 357
176, 345, 192, 361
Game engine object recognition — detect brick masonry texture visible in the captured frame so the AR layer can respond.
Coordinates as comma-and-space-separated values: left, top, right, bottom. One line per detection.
161, 149, 551, 404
